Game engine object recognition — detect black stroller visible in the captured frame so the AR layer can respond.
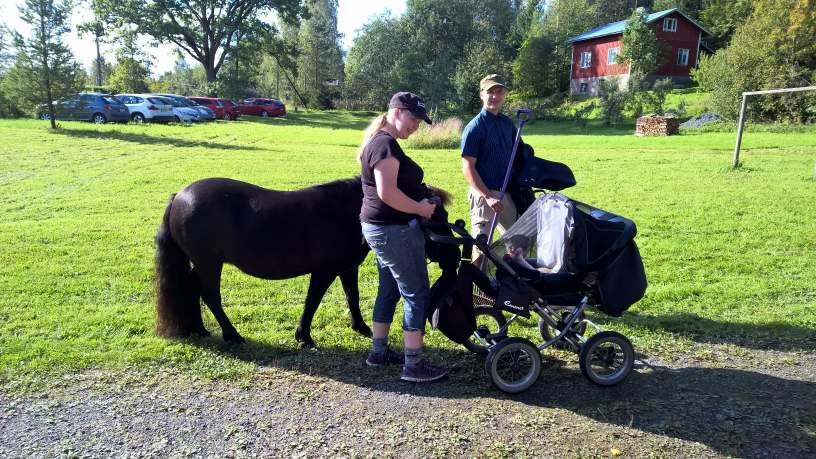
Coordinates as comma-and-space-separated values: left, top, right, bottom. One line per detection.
423, 155, 647, 393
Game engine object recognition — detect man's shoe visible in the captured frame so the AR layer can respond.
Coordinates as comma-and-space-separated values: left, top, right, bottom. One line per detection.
365, 347, 405, 367
400, 360, 449, 382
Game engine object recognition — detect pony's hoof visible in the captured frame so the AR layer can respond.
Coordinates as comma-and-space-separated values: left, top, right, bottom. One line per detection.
352, 323, 373, 338
298, 339, 316, 349
223, 331, 245, 344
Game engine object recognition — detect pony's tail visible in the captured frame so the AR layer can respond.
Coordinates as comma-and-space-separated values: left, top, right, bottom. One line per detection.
154, 194, 201, 338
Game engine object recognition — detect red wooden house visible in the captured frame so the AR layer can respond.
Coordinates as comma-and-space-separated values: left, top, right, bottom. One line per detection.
567, 8, 710, 96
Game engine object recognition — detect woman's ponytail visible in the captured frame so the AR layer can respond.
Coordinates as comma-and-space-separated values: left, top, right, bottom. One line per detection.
357, 113, 387, 163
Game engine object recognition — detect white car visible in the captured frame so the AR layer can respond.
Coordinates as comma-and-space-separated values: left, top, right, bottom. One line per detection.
151, 95, 201, 122
115, 93, 176, 123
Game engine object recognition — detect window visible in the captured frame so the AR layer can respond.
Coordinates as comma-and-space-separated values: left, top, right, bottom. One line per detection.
607, 47, 620, 65
580, 51, 592, 68
579, 83, 588, 93
676, 48, 689, 66
663, 17, 677, 32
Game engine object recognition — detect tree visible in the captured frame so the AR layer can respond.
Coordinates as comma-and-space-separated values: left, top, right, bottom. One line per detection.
511, 22, 554, 99
620, 7, 663, 90
296, 0, 344, 108
77, 0, 112, 87
343, 15, 404, 110
692, 0, 816, 121
699, 0, 752, 49
103, 0, 306, 83
13, 0, 82, 128
108, 56, 150, 93
651, 0, 703, 18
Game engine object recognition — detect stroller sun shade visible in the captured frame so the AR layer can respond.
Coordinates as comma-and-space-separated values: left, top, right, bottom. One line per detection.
490, 193, 647, 316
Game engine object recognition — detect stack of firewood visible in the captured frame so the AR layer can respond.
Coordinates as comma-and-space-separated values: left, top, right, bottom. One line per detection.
635, 115, 679, 136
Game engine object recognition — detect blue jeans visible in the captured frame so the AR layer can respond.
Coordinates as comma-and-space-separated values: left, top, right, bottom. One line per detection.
361, 220, 429, 332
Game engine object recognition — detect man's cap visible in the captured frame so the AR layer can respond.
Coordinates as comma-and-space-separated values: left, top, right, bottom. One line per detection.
388, 91, 432, 124
480, 74, 509, 92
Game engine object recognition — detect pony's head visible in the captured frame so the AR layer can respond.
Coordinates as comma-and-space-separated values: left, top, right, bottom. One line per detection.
422, 184, 460, 275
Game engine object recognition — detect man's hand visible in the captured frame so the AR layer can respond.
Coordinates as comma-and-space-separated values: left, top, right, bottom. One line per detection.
485, 192, 503, 213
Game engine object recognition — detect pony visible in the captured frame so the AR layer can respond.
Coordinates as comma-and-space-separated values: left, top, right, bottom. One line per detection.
153, 177, 458, 347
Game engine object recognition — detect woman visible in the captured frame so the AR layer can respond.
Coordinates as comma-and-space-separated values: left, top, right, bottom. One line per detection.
358, 92, 448, 383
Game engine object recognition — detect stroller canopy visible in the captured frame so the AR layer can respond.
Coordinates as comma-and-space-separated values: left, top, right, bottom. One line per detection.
490, 193, 647, 316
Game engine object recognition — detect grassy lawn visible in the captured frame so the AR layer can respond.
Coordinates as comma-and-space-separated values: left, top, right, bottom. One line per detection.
1, 113, 815, 391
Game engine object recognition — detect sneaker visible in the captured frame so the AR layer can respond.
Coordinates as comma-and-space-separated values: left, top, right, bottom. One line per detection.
365, 347, 405, 367
400, 360, 449, 382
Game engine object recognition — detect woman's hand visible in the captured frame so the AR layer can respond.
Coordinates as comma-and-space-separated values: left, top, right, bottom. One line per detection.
416, 198, 437, 219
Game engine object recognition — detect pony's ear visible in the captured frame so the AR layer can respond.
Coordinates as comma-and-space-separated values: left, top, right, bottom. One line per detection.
426, 185, 452, 206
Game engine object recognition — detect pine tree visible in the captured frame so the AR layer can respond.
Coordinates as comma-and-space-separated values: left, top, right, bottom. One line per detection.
13, 0, 82, 128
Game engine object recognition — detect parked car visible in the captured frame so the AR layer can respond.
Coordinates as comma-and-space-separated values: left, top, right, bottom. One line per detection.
156, 93, 215, 121
189, 97, 241, 121
239, 98, 286, 117
38, 93, 129, 123
152, 96, 200, 123
115, 93, 176, 123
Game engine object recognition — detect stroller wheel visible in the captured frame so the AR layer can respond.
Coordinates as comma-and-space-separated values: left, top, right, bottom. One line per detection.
578, 331, 634, 386
484, 337, 541, 394
464, 306, 507, 354
538, 309, 587, 352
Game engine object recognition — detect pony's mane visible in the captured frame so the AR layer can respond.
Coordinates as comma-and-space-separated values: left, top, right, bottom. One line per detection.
311, 176, 361, 192
426, 185, 452, 206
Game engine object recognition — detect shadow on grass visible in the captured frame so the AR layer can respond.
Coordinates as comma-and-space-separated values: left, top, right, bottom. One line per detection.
55, 127, 260, 151
241, 111, 374, 131
618, 311, 816, 352
188, 334, 815, 457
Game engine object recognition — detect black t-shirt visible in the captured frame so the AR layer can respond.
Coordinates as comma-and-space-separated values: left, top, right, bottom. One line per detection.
360, 131, 426, 225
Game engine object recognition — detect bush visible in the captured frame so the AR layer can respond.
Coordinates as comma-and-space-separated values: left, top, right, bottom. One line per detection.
405, 116, 463, 149
598, 77, 628, 126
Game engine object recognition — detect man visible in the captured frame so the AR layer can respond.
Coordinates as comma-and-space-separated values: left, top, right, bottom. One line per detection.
460, 74, 520, 265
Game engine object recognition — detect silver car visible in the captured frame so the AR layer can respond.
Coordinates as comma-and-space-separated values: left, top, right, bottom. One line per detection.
151, 95, 200, 122
157, 93, 215, 121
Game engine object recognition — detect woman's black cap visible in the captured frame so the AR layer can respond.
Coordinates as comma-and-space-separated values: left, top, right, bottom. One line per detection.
388, 92, 432, 124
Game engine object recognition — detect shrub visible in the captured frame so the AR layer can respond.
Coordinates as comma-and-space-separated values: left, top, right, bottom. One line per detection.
405, 116, 463, 149
598, 77, 628, 126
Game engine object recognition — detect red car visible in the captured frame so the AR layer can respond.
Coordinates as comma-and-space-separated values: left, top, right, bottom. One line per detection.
189, 97, 240, 121
239, 98, 286, 117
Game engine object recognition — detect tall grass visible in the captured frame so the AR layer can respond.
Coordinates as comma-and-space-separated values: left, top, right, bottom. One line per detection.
405, 117, 463, 149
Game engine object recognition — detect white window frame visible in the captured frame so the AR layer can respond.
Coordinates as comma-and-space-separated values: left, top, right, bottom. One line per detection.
607, 47, 620, 65
663, 17, 677, 32
580, 51, 592, 69
676, 48, 689, 66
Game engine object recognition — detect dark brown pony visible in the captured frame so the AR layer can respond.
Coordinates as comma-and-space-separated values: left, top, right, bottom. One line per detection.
154, 177, 458, 347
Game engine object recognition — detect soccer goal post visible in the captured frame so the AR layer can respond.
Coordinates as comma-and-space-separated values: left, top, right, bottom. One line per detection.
732, 85, 816, 168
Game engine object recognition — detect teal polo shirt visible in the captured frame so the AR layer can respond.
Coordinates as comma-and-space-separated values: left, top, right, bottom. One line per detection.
460, 109, 517, 190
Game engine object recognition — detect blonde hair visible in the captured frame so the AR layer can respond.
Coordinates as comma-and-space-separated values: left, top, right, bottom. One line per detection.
357, 113, 388, 163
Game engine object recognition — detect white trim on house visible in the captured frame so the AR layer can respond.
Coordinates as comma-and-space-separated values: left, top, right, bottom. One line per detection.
569, 46, 574, 83
663, 17, 677, 32
607, 47, 620, 65
696, 31, 702, 66
580, 51, 592, 68
676, 48, 689, 66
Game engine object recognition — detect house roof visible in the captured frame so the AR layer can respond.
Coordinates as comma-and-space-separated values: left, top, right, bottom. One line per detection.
567, 8, 711, 44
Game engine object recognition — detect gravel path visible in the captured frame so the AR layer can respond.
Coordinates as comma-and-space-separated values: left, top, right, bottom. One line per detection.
2, 344, 814, 458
